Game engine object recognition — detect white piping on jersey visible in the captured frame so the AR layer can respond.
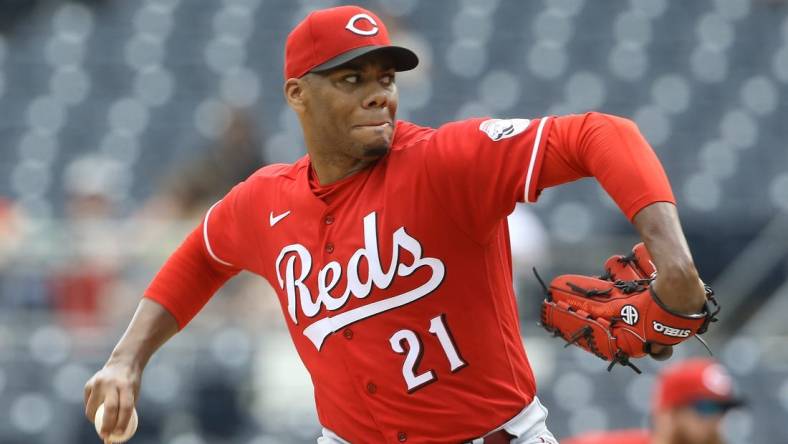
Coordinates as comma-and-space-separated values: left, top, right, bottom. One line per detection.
203, 201, 234, 267
524, 117, 550, 204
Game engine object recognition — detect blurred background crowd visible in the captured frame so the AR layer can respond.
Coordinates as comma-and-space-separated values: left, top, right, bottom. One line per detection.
0, 0, 786, 443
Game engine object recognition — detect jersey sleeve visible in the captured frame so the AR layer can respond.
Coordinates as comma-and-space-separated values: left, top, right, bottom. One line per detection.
199, 179, 259, 270
144, 226, 240, 329
423, 116, 553, 243
537, 112, 676, 220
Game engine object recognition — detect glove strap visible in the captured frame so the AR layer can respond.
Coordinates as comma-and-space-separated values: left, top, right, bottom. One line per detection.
649, 286, 710, 320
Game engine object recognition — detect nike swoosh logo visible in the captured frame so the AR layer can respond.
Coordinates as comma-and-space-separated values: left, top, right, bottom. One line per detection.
269, 210, 291, 227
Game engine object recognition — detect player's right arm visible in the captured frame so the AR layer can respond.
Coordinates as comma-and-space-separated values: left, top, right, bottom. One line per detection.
84, 179, 255, 441
84, 298, 177, 442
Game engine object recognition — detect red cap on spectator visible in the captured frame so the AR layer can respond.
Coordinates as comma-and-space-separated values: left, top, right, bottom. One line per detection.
653, 358, 743, 412
284, 5, 418, 79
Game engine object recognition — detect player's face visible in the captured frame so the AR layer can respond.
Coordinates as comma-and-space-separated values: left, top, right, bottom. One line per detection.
669, 405, 725, 444
302, 53, 398, 159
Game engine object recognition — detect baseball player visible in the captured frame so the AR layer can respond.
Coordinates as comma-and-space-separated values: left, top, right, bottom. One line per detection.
562, 358, 743, 444
84, 5, 713, 443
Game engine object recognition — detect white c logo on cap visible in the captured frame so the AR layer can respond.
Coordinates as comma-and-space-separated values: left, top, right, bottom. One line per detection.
702, 364, 732, 396
345, 13, 379, 36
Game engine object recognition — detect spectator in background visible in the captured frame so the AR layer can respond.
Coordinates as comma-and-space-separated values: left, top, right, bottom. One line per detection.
0, 197, 20, 267
562, 358, 744, 444
507, 205, 550, 311
137, 106, 277, 438
0, 197, 43, 312
142, 107, 265, 221
134, 106, 283, 326
48, 155, 127, 329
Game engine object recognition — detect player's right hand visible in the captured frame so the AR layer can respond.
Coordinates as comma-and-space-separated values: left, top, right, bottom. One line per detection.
84, 361, 141, 442
647, 344, 673, 361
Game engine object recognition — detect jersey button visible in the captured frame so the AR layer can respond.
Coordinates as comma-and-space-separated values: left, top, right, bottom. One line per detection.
342, 328, 353, 340
324, 215, 334, 225
397, 431, 407, 442
325, 243, 334, 253
366, 382, 377, 394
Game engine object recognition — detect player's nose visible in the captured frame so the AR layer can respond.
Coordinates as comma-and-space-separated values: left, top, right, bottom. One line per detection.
361, 84, 391, 109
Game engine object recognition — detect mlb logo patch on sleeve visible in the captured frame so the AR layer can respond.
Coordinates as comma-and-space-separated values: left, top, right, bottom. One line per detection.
479, 118, 531, 141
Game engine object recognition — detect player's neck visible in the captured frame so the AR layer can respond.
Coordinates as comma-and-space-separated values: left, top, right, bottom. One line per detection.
649, 428, 674, 444
308, 152, 375, 185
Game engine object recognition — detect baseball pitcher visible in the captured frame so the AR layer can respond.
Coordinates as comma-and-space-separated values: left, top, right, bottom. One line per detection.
84, 6, 716, 444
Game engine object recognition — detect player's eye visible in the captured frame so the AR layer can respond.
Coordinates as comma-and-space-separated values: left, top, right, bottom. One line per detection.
343, 74, 360, 84
381, 74, 395, 86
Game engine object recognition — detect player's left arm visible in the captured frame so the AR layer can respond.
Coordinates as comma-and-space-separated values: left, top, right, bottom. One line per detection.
537, 113, 707, 316
632, 202, 706, 314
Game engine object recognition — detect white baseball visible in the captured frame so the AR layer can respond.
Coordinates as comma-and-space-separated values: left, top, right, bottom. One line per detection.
94, 403, 138, 442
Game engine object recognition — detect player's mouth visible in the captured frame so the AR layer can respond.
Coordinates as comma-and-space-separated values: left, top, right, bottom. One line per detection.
354, 121, 392, 129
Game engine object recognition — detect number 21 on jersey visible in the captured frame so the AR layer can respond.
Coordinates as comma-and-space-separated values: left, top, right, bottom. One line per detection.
389, 314, 467, 392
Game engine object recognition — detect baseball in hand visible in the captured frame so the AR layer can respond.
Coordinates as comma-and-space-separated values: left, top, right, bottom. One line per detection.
94, 403, 138, 442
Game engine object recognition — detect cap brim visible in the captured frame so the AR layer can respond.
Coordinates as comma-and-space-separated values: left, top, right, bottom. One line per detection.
694, 397, 747, 412
721, 397, 746, 409
310, 45, 419, 73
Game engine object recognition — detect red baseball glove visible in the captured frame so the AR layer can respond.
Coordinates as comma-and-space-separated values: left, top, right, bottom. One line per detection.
537, 243, 720, 373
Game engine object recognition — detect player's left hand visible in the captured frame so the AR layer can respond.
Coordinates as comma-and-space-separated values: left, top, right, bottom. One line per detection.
645, 269, 709, 360
537, 243, 720, 373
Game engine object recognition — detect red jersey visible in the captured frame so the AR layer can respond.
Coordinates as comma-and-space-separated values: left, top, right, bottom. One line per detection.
146, 113, 674, 443
562, 429, 651, 444
200, 117, 550, 443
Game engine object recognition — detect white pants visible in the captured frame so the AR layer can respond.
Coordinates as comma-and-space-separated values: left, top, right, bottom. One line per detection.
317, 396, 558, 444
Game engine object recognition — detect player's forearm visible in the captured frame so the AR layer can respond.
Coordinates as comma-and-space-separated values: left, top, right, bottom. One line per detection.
106, 298, 179, 372
632, 202, 706, 314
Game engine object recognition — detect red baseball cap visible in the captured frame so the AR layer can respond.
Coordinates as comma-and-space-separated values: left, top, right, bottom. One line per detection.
284, 5, 419, 79
653, 358, 744, 412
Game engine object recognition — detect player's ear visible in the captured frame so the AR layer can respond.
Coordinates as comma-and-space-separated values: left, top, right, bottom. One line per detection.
284, 78, 307, 112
